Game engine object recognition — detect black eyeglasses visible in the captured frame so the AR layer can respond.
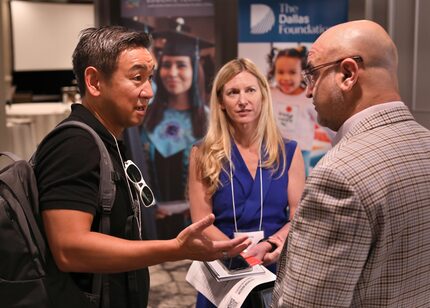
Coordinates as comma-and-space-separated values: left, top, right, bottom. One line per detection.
124, 160, 156, 208
302, 55, 363, 88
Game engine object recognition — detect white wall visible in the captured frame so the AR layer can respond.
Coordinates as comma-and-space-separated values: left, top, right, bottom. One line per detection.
10, 1, 94, 71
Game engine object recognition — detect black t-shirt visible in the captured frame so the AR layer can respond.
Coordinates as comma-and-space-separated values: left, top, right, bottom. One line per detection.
35, 104, 149, 308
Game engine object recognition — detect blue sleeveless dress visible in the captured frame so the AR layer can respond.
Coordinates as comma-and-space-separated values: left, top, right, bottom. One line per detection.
196, 139, 297, 308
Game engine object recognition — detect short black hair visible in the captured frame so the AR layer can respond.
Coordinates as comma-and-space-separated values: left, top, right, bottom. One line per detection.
72, 26, 152, 96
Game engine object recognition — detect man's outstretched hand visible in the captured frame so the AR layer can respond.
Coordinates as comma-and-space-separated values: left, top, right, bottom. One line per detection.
175, 214, 251, 261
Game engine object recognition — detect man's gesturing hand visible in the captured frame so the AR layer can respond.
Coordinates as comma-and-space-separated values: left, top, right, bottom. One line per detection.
175, 214, 250, 260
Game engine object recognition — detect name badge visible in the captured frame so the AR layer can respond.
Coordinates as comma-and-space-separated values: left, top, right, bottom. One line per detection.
234, 230, 264, 248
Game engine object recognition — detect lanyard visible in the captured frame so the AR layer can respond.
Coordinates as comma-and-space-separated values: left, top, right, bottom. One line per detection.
111, 133, 142, 240
229, 156, 263, 233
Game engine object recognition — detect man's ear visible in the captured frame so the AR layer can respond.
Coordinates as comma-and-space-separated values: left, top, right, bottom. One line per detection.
85, 66, 101, 97
339, 59, 359, 91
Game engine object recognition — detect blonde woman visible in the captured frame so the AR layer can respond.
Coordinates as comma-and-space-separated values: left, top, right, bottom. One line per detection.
188, 58, 305, 307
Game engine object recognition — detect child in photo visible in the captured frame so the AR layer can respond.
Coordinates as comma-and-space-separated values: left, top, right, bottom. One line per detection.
268, 46, 332, 175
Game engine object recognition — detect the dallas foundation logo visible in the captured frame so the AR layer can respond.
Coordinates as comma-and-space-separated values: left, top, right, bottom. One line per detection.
250, 4, 275, 34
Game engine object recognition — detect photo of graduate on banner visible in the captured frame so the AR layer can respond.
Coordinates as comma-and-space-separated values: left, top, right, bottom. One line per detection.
141, 27, 214, 239
120, 9, 215, 239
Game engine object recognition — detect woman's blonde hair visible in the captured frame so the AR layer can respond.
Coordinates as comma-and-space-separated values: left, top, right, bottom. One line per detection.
195, 58, 286, 195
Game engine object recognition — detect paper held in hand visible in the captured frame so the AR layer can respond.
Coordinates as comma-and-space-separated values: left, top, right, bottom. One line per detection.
186, 261, 276, 307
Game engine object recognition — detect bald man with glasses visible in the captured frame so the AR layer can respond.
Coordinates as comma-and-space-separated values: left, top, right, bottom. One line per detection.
272, 20, 430, 307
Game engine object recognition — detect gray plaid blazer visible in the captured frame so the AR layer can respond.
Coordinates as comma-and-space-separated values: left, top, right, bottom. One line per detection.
272, 104, 430, 307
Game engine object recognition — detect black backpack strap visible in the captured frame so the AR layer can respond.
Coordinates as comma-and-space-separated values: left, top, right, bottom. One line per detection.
33, 120, 116, 308
33, 120, 116, 215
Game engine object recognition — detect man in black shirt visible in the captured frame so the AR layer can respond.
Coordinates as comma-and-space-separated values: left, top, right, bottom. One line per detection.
35, 26, 249, 308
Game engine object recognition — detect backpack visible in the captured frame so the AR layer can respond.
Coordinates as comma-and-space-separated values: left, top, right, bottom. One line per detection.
0, 121, 116, 308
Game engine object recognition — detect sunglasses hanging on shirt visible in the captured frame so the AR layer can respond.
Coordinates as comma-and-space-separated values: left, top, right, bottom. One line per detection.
111, 132, 157, 240
124, 160, 156, 208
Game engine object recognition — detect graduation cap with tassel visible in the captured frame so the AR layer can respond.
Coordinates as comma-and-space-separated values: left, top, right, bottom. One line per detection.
152, 18, 214, 107
152, 21, 213, 62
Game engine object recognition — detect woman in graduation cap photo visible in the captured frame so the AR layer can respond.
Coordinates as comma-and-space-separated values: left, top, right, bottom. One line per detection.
141, 31, 212, 239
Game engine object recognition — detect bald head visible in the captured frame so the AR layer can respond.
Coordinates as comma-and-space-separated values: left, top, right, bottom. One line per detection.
316, 20, 400, 96
313, 20, 398, 74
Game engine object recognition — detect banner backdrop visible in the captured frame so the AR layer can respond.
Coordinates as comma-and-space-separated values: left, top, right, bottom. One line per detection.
238, 0, 348, 175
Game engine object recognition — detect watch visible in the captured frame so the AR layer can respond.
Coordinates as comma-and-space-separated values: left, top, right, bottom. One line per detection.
258, 237, 277, 252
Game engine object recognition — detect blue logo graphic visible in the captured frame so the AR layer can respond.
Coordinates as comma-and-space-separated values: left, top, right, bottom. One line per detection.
250, 4, 275, 34
239, 0, 348, 43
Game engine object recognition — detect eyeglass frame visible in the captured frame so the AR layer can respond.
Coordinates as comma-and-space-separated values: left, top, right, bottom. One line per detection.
301, 55, 363, 88
124, 160, 156, 208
